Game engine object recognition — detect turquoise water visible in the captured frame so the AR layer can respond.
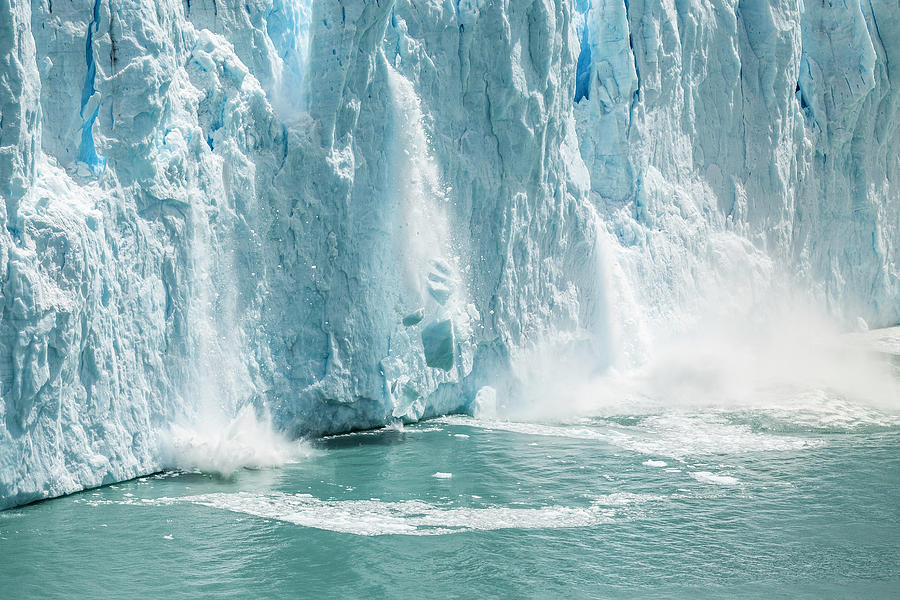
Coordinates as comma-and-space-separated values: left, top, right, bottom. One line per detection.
2, 406, 899, 599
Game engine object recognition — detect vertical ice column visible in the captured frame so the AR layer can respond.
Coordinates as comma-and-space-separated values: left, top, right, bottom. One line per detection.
573, 0, 639, 202
0, 0, 41, 225
305, 1, 394, 147
798, 0, 877, 140
78, 0, 106, 174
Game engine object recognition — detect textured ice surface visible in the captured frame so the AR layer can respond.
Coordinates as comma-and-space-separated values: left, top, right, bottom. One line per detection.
1, 0, 898, 508
575, 0, 900, 353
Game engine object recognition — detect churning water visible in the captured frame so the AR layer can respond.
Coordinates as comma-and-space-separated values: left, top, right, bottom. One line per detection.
2, 392, 899, 599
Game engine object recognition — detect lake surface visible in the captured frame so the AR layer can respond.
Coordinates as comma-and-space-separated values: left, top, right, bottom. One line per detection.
2, 402, 899, 599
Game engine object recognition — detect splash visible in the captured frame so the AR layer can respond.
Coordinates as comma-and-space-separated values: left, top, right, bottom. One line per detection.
504, 304, 900, 422
161, 405, 313, 476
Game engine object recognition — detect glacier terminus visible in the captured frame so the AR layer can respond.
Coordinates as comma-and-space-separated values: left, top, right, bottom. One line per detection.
0, 0, 898, 513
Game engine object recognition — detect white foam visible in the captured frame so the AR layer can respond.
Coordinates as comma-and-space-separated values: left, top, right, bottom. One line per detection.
436, 415, 611, 441
848, 325, 900, 357
643, 460, 667, 467
689, 471, 740, 486
160, 492, 621, 536
435, 414, 817, 459
328, 425, 444, 439
750, 390, 900, 430
590, 492, 666, 506
619, 414, 818, 458
162, 405, 313, 476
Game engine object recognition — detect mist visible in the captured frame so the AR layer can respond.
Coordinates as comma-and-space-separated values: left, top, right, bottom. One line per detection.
507, 305, 899, 421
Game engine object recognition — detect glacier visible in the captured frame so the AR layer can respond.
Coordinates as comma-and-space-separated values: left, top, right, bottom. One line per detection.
0, 0, 897, 509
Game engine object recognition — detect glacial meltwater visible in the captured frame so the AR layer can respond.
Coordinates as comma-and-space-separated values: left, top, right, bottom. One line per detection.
2, 402, 898, 599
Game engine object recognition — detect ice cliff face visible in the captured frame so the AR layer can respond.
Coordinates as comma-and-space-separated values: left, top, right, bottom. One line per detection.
1, 0, 897, 508
575, 0, 899, 358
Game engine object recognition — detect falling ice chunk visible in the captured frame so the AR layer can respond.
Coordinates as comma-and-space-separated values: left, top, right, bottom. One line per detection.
427, 280, 452, 305
422, 319, 454, 370
402, 308, 425, 327
426, 260, 454, 304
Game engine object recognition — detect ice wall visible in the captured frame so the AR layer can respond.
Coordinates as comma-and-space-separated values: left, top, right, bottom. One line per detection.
575, 0, 899, 347
0, 0, 294, 508
1, 0, 897, 508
